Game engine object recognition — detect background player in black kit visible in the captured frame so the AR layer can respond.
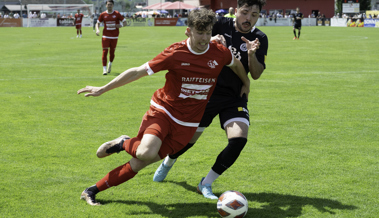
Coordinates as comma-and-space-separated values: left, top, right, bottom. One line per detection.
293, 7, 303, 40
153, 0, 269, 199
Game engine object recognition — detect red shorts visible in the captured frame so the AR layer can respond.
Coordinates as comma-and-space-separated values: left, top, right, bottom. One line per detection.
136, 106, 197, 159
102, 38, 118, 49
75, 24, 82, 29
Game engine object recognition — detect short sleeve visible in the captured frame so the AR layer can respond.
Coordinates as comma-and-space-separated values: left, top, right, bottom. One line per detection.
146, 47, 174, 75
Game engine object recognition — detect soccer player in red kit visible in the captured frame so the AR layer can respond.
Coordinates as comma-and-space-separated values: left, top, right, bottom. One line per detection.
74, 9, 84, 38
96, 0, 127, 75
77, 9, 250, 206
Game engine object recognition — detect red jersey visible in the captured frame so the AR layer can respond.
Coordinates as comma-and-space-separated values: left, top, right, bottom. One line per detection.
74, 13, 83, 25
98, 10, 125, 39
145, 39, 234, 127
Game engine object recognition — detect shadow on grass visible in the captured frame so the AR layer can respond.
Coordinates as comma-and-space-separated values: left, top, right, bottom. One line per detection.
99, 180, 358, 217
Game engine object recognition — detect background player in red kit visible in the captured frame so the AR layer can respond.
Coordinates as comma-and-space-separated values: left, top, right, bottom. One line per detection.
74, 9, 83, 38
77, 8, 250, 206
96, 0, 127, 75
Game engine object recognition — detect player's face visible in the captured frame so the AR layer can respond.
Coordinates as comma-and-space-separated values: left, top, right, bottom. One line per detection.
106, 2, 114, 11
235, 4, 260, 33
187, 25, 212, 53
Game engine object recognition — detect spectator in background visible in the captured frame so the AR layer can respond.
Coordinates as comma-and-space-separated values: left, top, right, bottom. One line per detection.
4, 13, 9, 18
0, 13, 2, 18
9, 11, 14, 18
22, 12, 27, 18
14, 12, 20, 19
224, 7, 236, 18
92, 9, 100, 32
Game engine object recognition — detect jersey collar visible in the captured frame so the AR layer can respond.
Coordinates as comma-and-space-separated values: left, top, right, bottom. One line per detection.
186, 38, 209, 55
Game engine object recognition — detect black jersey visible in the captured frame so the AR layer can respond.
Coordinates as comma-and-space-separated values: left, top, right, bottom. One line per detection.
211, 17, 268, 98
294, 12, 303, 25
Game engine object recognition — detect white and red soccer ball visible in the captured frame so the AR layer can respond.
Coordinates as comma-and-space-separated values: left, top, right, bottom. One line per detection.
217, 190, 248, 218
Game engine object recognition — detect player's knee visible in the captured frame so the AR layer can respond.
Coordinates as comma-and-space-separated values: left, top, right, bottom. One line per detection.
136, 148, 157, 161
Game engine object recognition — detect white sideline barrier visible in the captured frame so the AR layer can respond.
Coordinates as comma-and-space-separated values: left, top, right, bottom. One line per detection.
22, 17, 92, 27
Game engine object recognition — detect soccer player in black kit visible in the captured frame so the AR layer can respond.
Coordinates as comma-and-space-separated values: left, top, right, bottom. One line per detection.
293, 7, 303, 40
153, 0, 269, 199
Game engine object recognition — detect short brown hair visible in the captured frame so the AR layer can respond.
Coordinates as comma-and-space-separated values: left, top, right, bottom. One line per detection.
187, 9, 216, 31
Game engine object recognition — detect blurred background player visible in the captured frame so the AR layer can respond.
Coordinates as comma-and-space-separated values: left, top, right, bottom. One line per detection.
153, 0, 268, 200
74, 9, 84, 38
92, 9, 100, 32
96, 0, 127, 75
78, 8, 250, 206
293, 7, 303, 40
224, 7, 236, 18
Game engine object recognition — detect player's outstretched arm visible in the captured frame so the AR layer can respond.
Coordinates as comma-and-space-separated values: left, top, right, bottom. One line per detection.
229, 57, 250, 99
77, 65, 148, 97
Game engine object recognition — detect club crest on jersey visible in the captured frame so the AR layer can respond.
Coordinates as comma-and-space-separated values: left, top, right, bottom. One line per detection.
208, 60, 218, 69
113, 15, 116, 18
240, 43, 248, 52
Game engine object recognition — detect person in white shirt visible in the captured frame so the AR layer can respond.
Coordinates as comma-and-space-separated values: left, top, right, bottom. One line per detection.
14, 13, 20, 19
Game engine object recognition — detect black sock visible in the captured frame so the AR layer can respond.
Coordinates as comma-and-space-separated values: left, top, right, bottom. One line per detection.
105, 138, 126, 154
298, 31, 301, 38
293, 30, 297, 38
87, 185, 99, 195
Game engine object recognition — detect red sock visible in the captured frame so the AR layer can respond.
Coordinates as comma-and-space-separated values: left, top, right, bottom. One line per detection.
96, 162, 137, 191
123, 137, 141, 158
110, 47, 115, 62
102, 49, 108, 66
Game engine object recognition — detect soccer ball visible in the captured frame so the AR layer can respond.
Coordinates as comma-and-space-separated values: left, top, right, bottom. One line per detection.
217, 191, 248, 218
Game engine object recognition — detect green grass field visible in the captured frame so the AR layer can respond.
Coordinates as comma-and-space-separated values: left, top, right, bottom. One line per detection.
0, 25, 378, 217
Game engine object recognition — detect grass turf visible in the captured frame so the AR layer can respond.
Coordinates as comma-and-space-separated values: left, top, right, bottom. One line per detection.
0, 26, 378, 217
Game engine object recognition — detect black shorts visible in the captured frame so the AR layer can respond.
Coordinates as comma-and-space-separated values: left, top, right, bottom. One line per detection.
199, 95, 250, 130
294, 23, 302, 29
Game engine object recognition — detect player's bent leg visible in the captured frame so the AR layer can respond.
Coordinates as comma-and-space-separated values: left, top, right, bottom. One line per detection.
97, 135, 130, 158
136, 134, 162, 161
130, 155, 161, 172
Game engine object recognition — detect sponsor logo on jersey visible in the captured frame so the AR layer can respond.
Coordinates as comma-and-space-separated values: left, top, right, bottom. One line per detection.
179, 83, 213, 100
224, 33, 232, 38
112, 15, 116, 18
240, 43, 248, 52
181, 63, 190, 66
207, 60, 219, 69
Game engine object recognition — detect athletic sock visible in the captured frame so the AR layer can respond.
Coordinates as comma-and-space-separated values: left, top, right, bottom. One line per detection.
103, 66, 107, 71
163, 155, 176, 167
87, 184, 99, 195
96, 162, 137, 191
202, 169, 220, 185
293, 30, 297, 38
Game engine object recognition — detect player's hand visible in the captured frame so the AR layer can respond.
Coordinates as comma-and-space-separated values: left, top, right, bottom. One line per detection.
77, 86, 104, 97
211, 34, 226, 47
240, 83, 250, 100
241, 37, 260, 55
96, 30, 100, 36
116, 24, 123, 28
